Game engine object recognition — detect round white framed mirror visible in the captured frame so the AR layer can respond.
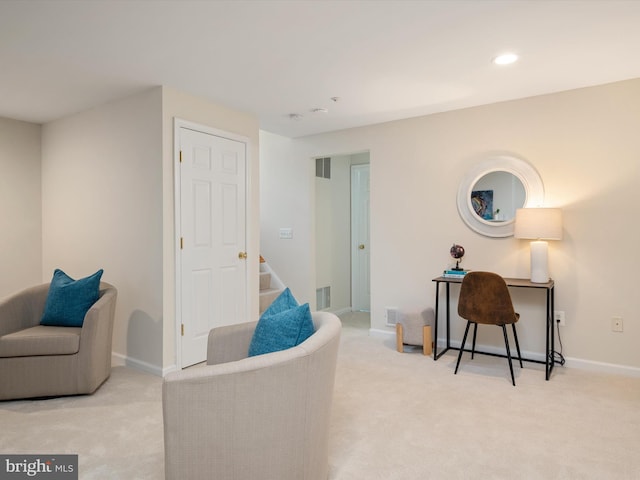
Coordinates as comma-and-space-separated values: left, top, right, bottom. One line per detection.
456, 156, 544, 237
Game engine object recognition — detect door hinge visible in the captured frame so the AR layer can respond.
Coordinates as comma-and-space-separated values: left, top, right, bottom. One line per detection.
179, 150, 183, 163
180, 237, 184, 249
181, 324, 184, 336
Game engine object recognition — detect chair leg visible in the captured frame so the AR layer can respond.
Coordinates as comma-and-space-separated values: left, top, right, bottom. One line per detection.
471, 322, 478, 359
455, 321, 472, 375
502, 325, 516, 386
512, 323, 523, 368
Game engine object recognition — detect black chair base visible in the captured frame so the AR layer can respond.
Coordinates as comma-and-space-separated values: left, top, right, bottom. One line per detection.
454, 321, 523, 386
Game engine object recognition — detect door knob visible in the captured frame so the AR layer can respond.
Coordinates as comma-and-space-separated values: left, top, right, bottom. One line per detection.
358, 244, 365, 250
238, 251, 247, 259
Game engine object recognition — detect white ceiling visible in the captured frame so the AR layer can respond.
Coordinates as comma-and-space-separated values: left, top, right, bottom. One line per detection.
1, 0, 640, 138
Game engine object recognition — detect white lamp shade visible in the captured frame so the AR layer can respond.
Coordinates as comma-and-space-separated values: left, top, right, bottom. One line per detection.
514, 208, 563, 240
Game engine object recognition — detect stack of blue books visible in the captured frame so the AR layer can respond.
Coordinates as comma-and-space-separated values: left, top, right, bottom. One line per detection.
442, 269, 469, 279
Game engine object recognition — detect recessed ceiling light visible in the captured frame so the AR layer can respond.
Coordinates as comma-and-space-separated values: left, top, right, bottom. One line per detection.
493, 53, 519, 65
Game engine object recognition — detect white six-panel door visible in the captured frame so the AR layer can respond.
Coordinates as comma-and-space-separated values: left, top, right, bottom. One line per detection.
178, 125, 247, 368
351, 164, 370, 311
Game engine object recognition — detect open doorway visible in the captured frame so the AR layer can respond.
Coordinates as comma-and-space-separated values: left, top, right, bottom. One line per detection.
314, 152, 370, 322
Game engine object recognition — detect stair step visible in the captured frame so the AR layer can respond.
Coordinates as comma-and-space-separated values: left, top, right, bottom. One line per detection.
259, 288, 282, 313
259, 271, 272, 291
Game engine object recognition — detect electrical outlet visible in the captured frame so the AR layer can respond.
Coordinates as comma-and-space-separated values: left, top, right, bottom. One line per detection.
554, 310, 566, 327
612, 316, 624, 332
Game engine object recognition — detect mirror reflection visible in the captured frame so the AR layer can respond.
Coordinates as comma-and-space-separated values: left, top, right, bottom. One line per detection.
470, 171, 525, 222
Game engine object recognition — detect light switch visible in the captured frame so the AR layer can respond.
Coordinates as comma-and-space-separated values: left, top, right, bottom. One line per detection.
279, 228, 293, 239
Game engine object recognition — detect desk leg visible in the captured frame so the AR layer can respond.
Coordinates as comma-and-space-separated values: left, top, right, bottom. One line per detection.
545, 286, 555, 380
549, 286, 555, 380
433, 281, 452, 360
433, 282, 440, 360
545, 289, 550, 380
446, 282, 451, 349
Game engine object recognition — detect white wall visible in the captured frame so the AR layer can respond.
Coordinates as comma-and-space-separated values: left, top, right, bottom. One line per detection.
315, 173, 332, 297
0, 117, 42, 297
42, 88, 164, 371
315, 155, 351, 312
259, 131, 312, 302
260, 78, 640, 372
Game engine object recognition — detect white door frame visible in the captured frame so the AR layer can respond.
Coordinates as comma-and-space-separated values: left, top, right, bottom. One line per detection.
173, 117, 251, 370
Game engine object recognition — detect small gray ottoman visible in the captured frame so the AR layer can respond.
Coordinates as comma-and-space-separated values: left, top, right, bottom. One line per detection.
395, 308, 434, 355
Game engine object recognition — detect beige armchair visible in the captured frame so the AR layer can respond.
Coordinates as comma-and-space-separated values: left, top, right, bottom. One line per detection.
163, 311, 342, 480
0, 282, 117, 400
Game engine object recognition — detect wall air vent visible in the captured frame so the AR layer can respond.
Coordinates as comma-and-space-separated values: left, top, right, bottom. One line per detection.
316, 286, 331, 310
315, 157, 331, 179
385, 307, 399, 326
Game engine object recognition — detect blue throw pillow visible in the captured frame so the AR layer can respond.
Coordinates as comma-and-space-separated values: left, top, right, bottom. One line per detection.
248, 289, 315, 357
40, 269, 104, 327
261, 287, 298, 317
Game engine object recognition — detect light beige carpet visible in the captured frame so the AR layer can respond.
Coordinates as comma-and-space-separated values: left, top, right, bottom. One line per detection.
0, 362, 163, 478
1, 311, 639, 479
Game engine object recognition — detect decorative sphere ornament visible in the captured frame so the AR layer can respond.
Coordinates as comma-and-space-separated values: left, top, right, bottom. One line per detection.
450, 244, 465, 270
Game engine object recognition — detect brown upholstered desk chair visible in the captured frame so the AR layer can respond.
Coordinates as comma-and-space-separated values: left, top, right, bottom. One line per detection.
454, 271, 523, 386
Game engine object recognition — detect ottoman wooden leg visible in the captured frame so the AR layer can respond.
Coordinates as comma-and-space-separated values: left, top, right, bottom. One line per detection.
422, 325, 433, 356
396, 323, 404, 353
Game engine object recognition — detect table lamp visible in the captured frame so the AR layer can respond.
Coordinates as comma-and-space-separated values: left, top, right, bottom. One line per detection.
514, 208, 563, 283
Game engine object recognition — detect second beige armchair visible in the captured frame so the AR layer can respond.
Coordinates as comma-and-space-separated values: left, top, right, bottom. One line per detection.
0, 282, 117, 400
163, 311, 342, 480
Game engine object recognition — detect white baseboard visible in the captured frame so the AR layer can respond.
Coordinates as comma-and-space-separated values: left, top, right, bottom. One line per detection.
369, 328, 640, 378
369, 328, 394, 338
330, 307, 355, 316
162, 364, 178, 376
563, 357, 640, 378
111, 352, 165, 377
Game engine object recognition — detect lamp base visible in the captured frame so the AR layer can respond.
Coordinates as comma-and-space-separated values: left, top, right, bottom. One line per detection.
530, 240, 549, 283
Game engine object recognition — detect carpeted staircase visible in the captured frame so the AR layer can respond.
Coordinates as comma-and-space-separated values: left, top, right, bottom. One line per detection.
259, 256, 285, 313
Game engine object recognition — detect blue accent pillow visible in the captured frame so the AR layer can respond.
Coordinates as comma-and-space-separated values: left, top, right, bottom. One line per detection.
248, 289, 315, 357
40, 269, 104, 327
261, 287, 298, 317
